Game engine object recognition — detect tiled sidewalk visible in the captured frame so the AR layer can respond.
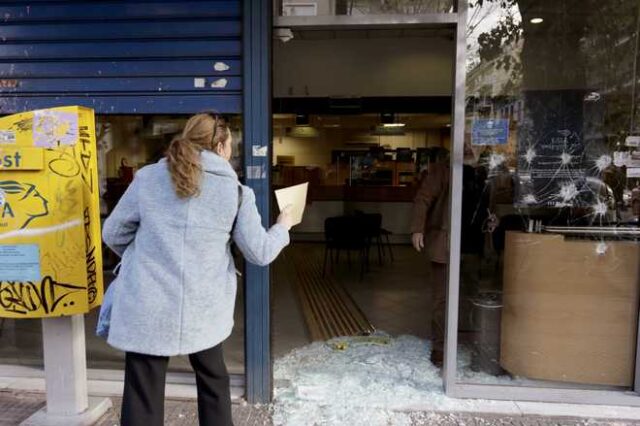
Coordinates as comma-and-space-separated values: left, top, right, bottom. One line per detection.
3, 390, 640, 426
0, 390, 271, 426
95, 398, 272, 426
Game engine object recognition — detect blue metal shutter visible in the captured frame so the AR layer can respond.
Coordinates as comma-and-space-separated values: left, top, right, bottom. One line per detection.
0, 1, 242, 114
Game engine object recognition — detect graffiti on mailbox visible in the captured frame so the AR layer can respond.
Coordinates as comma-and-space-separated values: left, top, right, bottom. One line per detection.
0, 276, 85, 316
0, 107, 103, 319
49, 151, 81, 178
79, 124, 98, 304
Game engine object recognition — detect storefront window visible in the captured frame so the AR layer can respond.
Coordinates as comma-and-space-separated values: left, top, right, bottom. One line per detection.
0, 114, 246, 374
457, 0, 640, 390
277, 0, 456, 17
89, 114, 245, 373
0, 319, 42, 367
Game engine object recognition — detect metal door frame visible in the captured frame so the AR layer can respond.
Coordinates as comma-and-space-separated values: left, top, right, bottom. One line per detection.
243, 0, 273, 404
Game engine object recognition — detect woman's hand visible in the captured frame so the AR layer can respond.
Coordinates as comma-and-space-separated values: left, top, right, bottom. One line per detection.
412, 232, 424, 252
277, 205, 294, 231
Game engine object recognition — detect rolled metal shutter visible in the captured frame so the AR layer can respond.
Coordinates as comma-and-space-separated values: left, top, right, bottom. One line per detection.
0, 1, 242, 114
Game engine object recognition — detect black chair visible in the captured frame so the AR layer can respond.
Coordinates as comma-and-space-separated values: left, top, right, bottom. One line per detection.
323, 215, 369, 279
379, 227, 394, 262
354, 211, 394, 265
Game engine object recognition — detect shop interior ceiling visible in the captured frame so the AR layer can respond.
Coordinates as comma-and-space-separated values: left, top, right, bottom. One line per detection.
273, 97, 453, 115
290, 27, 454, 40
273, 113, 451, 129
273, 27, 455, 114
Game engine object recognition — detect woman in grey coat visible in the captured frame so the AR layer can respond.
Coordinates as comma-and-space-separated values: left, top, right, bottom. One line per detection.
102, 113, 292, 426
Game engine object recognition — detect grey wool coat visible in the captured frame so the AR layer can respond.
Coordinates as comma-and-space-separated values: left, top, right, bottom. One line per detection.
101, 151, 289, 356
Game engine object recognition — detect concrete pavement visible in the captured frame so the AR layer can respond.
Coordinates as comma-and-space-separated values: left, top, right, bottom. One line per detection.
2, 390, 640, 426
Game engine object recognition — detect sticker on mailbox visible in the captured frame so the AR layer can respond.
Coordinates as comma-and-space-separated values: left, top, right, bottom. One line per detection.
0, 244, 41, 282
0, 131, 16, 144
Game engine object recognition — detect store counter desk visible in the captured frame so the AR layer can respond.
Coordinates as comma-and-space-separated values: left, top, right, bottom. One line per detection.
500, 231, 640, 387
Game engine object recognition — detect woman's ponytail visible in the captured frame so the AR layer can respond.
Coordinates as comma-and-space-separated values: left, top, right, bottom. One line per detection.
165, 113, 230, 198
166, 137, 203, 198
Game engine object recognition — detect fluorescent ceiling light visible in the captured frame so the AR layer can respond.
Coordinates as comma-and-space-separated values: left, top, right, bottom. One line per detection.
382, 123, 406, 128
530, 17, 544, 24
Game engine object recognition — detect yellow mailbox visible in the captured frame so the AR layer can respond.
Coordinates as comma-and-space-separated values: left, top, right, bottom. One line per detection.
0, 106, 103, 318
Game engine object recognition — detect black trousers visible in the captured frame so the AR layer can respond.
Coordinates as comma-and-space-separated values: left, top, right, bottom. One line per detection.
121, 343, 233, 426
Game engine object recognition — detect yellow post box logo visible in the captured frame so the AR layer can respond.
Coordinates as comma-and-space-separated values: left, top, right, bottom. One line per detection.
0, 147, 44, 171
0, 106, 103, 318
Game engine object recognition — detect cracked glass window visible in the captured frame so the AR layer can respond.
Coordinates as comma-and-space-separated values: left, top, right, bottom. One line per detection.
456, 0, 640, 389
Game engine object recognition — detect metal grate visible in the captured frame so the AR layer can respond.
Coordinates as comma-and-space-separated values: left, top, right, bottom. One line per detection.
0, 1, 242, 114
288, 247, 375, 341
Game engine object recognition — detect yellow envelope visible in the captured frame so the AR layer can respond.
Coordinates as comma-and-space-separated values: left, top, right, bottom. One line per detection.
274, 182, 308, 226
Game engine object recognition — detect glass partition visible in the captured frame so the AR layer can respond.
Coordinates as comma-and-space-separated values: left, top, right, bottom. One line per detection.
457, 0, 640, 390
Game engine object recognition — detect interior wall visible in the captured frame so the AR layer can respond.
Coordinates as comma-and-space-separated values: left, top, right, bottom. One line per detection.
273, 36, 454, 97
283, 0, 334, 15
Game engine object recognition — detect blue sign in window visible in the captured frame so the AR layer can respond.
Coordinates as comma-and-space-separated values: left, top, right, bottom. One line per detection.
472, 119, 510, 146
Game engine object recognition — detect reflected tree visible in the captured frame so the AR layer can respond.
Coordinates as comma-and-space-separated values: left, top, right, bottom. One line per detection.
471, 0, 640, 140
468, 0, 640, 214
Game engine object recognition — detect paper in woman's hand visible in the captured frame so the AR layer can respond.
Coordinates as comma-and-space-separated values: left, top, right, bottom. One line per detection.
275, 182, 308, 226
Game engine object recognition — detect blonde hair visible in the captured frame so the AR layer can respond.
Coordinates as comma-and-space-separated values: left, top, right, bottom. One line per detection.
166, 113, 230, 198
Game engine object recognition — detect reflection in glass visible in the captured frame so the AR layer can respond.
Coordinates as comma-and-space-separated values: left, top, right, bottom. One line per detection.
279, 0, 455, 17
336, 0, 455, 14
459, 0, 640, 390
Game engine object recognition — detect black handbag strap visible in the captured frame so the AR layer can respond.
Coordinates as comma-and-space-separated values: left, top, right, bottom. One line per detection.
231, 184, 242, 234
203, 170, 242, 235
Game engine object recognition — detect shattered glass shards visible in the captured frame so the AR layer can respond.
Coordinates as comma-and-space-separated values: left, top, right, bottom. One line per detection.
272, 333, 514, 426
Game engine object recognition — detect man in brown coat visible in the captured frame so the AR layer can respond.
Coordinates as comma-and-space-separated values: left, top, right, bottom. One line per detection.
410, 159, 450, 366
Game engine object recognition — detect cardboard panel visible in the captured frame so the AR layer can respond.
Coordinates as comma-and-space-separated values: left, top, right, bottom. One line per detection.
500, 231, 640, 387
0, 106, 103, 318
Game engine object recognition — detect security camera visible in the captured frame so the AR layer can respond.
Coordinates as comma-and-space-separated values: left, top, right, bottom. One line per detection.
274, 28, 294, 43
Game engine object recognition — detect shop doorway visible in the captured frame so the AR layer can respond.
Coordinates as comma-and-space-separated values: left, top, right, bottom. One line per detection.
269, 26, 459, 367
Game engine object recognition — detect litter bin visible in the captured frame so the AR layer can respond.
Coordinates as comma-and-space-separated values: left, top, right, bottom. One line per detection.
470, 291, 504, 375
